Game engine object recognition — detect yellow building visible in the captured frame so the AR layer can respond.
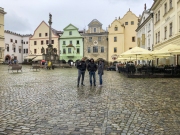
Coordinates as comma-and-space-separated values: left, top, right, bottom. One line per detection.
0, 7, 6, 63
108, 10, 138, 63
152, 0, 180, 65
29, 21, 59, 60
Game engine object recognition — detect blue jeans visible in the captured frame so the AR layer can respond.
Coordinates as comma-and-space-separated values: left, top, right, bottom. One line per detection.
89, 71, 96, 85
99, 74, 103, 85
77, 70, 85, 85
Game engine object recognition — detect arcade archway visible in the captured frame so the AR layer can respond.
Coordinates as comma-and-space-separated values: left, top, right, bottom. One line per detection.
5, 55, 11, 62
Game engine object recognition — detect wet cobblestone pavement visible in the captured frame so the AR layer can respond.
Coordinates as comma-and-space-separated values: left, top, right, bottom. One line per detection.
0, 65, 180, 135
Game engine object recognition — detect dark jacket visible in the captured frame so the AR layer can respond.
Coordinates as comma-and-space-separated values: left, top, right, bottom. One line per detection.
87, 61, 97, 72
98, 63, 104, 75
77, 61, 86, 71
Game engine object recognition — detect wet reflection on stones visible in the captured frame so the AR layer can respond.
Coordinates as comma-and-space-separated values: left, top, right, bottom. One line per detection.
0, 65, 180, 135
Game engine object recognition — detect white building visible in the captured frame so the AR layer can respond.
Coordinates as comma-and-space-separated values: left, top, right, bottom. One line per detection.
136, 4, 154, 51
4, 30, 32, 63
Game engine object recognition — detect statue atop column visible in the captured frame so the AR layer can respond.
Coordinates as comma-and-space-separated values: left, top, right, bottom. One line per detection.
48, 13, 52, 26
144, 3, 147, 10
48, 13, 52, 46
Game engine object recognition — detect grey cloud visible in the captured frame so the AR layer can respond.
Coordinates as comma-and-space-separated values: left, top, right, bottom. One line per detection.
4, 12, 32, 34
1, 0, 154, 34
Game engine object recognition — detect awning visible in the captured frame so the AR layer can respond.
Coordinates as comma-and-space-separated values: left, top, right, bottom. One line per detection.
32, 56, 43, 61
24, 56, 36, 59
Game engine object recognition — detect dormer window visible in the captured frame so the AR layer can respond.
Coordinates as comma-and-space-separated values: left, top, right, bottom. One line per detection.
94, 28, 96, 32
114, 27, 118, 31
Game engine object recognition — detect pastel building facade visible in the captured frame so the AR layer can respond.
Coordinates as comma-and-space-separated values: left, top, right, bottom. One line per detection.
108, 10, 138, 62
136, 5, 154, 51
29, 21, 59, 60
151, 0, 180, 65
60, 24, 83, 63
82, 19, 108, 62
4, 30, 31, 63
0, 7, 6, 63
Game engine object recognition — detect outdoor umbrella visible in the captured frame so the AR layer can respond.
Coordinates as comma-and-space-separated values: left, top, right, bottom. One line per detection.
153, 44, 180, 55
120, 47, 152, 65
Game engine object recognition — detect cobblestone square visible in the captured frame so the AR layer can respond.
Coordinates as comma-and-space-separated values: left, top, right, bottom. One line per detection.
0, 65, 180, 135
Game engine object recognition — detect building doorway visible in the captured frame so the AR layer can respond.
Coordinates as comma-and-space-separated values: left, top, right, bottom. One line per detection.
5, 55, 11, 63
68, 60, 74, 66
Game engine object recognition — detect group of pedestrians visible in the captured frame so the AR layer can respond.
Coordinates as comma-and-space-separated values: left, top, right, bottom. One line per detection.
77, 57, 104, 87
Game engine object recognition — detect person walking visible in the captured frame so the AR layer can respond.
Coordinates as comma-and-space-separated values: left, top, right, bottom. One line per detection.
98, 60, 104, 86
77, 58, 87, 87
87, 58, 97, 86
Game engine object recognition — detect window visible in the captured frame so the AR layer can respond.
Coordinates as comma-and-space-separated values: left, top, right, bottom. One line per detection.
101, 47, 104, 53
169, 23, 172, 36
70, 41, 72, 44
164, 26, 167, 39
45, 33, 48, 36
34, 49, 37, 54
63, 48, 66, 54
69, 31, 72, 35
10, 39, 13, 42
114, 37, 117, 42
14, 48, 16, 53
26, 49, 28, 53
19, 48, 21, 53
131, 21, 134, 25
114, 47, 117, 53
26, 41, 28, 44
156, 33, 158, 43
132, 37, 135, 42
93, 46, 98, 53
24, 49, 25, 54
148, 23, 151, 31
63, 41, 66, 45
94, 28, 96, 32
148, 38, 150, 48
164, 3, 167, 14
156, 14, 158, 22
24, 42, 25, 44
77, 48, 80, 53
114, 27, 118, 31
15, 40, 17, 43
7, 46, 9, 52
179, 16, 180, 32
46, 40, 49, 44
51, 40, 54, 44
129, 47, 132, 50
89, 37, 92, 42
169, 0, 172, 9
88, 47, 91, 53
41, 40, 44, 45
77, 40, 79, 44
125, 22, 128, 25
34, 41, 37, 45
39, 33, 41, 37
158, 31, 160, 42
68, 48, 71, 53
98, 37, 101, 41
158, 10, 160, 21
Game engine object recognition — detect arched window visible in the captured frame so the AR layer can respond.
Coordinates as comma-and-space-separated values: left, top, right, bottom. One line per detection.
114, 26, 118, 31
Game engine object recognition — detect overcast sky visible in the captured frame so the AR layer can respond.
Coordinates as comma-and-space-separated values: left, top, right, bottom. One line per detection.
1, 0, 154, 34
